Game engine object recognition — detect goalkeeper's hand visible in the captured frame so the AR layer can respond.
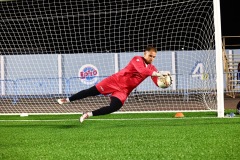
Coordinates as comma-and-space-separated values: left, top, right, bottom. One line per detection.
152, 71, 170, 77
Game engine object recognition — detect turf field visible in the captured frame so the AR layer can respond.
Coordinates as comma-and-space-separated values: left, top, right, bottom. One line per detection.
0, 111, 240, 160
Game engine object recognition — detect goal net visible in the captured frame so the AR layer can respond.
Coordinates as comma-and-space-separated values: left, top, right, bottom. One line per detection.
0, 0, 221, 115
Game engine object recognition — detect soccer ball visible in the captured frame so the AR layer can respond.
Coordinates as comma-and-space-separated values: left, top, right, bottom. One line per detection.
157, 75, 172, 88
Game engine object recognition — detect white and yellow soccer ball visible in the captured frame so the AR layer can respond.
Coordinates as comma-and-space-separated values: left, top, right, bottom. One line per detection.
157, 74, 172, 88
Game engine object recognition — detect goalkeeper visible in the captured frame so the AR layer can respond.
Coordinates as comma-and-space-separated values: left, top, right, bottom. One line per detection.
57, 46, 170, 123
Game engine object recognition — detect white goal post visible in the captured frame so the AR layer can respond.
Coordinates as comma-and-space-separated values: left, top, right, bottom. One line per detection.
0, 0, 224, 117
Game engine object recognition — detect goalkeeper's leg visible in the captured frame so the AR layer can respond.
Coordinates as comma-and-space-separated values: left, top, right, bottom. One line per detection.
80, 96, 123, 123
57, 86, 100, 104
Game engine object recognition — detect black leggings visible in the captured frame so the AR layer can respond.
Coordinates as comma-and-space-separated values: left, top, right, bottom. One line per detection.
92, 96, 122, 116
69, 86, 100, 101
68, 86, 123, 116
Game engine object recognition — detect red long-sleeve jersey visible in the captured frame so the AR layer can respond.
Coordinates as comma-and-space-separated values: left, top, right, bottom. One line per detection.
111, 56, 158, 93
96, 56, 159, 104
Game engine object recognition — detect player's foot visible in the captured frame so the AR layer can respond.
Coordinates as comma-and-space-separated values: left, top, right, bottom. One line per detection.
79, 113, 89, 123
57, 98, 70, 105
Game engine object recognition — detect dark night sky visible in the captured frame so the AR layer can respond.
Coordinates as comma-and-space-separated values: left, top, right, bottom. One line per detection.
0, 0, 239, 54
220, 0, 240, 49
220, 0, 240, 36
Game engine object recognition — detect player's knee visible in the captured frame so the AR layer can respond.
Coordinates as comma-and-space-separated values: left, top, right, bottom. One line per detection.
112, 103, 122, 112
110, 96, 123, 112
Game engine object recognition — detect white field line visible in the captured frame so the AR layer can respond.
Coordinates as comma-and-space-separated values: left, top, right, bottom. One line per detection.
0, 117, 239, 122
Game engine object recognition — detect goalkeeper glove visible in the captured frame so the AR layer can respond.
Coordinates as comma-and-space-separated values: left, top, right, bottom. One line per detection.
152, 71, 170, 77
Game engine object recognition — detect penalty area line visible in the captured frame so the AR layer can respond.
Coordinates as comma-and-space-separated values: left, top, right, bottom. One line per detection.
0, 116, 238, 122
87, 117, 240, 120
0, 119, 76, 122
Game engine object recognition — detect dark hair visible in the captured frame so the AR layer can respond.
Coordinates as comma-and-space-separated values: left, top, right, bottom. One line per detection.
145, 46, 157, 52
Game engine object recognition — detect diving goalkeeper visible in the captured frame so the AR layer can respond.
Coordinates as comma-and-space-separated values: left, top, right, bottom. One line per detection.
57, 46, 170, 123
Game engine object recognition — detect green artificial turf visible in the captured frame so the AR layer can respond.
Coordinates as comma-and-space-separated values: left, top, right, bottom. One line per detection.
0, 112, 240, 160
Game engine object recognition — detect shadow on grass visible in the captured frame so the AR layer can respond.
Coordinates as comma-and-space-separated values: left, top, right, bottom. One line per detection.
82, 118, 240, 130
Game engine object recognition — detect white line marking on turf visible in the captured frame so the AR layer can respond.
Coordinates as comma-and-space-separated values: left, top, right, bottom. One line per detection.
0, 117, 239, 122
0, 119, 76, 122
88, 117, 240, 120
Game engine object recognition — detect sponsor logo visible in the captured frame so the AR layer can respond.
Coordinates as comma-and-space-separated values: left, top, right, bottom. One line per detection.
79, 64, 99, 85
100, 86, 104, 92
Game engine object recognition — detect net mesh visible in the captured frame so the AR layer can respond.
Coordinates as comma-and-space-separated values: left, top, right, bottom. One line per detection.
0, 0, 217, 114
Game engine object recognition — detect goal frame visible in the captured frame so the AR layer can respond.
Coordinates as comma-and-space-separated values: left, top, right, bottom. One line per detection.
213, 0, 224, 117
0, 0, 225, 117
